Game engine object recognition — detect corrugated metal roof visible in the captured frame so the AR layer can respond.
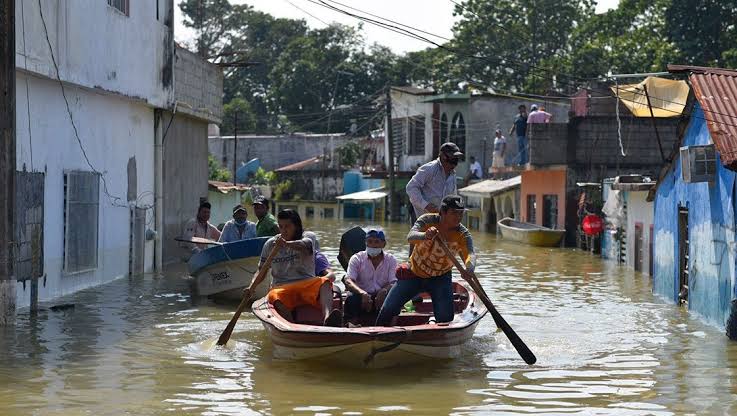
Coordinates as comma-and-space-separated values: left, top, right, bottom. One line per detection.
336, 188, 387, 201
669, 65, 737, 170
208, 180, 249, 194
458, 176, 521, 197
275, 156, 322, 172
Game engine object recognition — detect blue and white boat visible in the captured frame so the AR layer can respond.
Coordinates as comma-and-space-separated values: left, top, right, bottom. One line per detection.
188, 237, 270, 299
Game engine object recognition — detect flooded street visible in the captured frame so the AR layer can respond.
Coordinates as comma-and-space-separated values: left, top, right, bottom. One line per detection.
1, 218, 736, 416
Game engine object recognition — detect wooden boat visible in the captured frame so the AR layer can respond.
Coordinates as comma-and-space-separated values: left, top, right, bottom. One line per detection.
251, 281, 488, 368
497, 217, 565, 247
188, 237, 270, 300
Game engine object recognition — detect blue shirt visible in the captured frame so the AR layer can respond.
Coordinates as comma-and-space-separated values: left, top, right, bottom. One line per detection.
514, 114, 527, 137
218, 219, 257, 243
406, 159, 457, 217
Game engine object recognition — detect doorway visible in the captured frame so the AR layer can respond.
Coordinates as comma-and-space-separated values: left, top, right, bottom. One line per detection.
677, 207, 689, 305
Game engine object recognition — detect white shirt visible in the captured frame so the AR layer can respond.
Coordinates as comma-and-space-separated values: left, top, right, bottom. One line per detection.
346, 251, 398, 295
406, 159, 457, 217
469, 161, 482, 178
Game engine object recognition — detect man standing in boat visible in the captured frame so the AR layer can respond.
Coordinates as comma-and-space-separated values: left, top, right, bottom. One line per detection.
343, 228, 397, 323
376, 195, 476, 326
252, 196, 280, 237
243, 209, 343, 327
219, 205, 257, 243
182, 201, 221, 253
406, 142, 462, 221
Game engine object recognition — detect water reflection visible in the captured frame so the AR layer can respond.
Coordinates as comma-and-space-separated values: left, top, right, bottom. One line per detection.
0, 219, 736, 415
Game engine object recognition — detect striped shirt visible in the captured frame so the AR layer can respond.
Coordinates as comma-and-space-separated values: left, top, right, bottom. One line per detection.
406, 159, 457, 217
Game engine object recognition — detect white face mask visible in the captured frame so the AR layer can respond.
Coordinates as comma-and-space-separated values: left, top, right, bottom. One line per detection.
366, 247, 383, 257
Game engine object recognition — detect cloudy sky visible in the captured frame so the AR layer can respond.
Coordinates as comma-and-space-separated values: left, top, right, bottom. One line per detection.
175, 0, 621, 54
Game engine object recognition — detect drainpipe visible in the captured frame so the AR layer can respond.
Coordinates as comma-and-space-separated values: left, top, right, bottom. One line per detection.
154, 109, 164, 273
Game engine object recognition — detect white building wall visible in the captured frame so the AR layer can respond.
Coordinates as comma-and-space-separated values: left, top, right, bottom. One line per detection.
625, 191, 655, 275
387, 89, 433, 171
14, 74, 156, 308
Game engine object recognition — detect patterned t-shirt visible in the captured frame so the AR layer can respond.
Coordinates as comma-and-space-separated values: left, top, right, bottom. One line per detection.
408, 214, 475, 278
259, 231, 318, 286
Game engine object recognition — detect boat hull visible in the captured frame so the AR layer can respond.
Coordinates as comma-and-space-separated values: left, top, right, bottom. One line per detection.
252, 282, 487, 368
498, 218, 565, 247
188, 237, 270, 298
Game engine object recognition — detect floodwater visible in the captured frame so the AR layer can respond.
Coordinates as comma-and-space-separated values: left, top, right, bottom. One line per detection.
1, 218, 737, 416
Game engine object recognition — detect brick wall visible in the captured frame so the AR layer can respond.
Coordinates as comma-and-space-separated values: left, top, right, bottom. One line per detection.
174, 46, 223, 123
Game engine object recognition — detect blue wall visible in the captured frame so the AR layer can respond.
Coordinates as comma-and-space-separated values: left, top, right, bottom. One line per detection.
653, 104, 736, 328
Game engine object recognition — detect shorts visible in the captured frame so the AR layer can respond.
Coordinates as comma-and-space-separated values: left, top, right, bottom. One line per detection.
267, 276, 331, 310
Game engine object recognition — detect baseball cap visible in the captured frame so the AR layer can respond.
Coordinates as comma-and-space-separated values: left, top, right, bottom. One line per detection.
232, 204, 247, 214
252, 195, 269, 206
440, 142, 464, 158
365, 228, 386, 241
441, 195, 467, 211
530, 104, 539, 111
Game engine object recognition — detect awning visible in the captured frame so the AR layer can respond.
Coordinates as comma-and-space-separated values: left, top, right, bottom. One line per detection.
336, 188, 387, 202
612, 76, 690, 117
458, 176, 521, 197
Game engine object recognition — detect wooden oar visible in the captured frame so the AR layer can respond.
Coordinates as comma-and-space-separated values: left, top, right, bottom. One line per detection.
216, 243, 280, 346
175, 236, 223, 246
436, 237, 537, 365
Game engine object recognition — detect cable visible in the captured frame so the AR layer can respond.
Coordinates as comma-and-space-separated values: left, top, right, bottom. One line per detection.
283, 0, 330, 26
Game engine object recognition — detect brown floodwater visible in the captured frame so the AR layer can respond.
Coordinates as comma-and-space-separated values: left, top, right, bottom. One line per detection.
1, 218, 736, 415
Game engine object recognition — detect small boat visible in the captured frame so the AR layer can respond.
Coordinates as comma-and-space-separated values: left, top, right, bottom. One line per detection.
251, 280, 488, 368
188, 237, 270, 300
497, 217, 565, 247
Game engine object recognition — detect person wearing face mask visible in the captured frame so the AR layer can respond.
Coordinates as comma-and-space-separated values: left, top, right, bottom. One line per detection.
406, 142, 462, 222
343, 228, 397, 323
219, 205, 257, 243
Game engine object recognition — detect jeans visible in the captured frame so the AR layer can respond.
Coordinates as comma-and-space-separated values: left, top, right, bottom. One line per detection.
375, 272, 453, 326
517, 135, 528, 165
344, 293, 378, 320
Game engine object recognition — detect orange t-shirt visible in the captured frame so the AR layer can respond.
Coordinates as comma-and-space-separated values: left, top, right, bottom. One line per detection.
408, 213, 475, 278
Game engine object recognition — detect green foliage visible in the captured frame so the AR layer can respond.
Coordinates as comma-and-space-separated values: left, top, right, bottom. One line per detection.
250, 168, 277, 185
273, 180, 293, 201
222, 98, 257, 135
208, 155, 231, 182
178, 0, 251, 58
336, 141, 362, 167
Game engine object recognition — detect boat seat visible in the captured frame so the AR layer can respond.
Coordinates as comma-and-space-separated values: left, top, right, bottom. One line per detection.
395, 312, 433, 326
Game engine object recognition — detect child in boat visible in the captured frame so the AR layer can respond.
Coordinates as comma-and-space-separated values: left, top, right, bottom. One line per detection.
376, 195, 476, 326
343, 228, 397, 323
243, 209, 342, 327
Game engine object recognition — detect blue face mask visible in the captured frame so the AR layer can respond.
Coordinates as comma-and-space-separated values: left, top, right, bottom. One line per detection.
235, 219, 248, 227
366, 247, 383, 257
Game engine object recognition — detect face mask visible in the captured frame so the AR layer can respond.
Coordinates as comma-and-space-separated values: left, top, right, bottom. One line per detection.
366, 247, 383, 257
235, 220, 248, 227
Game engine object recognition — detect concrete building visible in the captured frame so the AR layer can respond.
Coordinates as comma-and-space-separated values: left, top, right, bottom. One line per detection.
652, 66, 737, 337
209, 133, 351, 172
458, 176, 521, 233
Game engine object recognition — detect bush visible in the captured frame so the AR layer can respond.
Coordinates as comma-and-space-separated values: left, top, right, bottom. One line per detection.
208, 155, 231, 182
273, 180, 293, 200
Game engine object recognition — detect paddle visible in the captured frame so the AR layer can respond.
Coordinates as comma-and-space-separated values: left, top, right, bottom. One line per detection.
216, 242, 280, 346
175, 236, 223, 246
435, 237, 537, 365
337, 226, 367, 271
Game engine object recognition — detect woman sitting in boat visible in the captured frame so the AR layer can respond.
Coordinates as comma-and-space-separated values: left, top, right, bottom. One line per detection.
243, 209, 343, 327
376, 195, 476, 326
343, 228, 397, 323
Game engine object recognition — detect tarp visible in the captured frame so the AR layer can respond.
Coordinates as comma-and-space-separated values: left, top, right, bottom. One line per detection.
611, 76, 690, 118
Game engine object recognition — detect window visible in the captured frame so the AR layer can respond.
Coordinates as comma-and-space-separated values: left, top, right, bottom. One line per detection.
526, 194, 537, 224
681, 144, 717, 183
450, 112, 466, 153
440, 113, 448, 142
390, 118, 405, 156
408, 116, 425, 155
306, 206, 315, 218
63, 171, 100, 274
542, 195, 558, 229
324, 208, 334, 218
108, 0, 130, 16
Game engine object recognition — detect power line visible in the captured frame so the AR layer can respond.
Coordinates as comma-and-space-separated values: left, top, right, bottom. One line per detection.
282, 0, 330, 26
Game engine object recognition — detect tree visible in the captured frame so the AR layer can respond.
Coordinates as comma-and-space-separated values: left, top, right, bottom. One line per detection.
336, 141, 362, 167
178, 0, 251, 59
221, 98, 257, 135
664, 0, 737, 67
208, 155, 231, 182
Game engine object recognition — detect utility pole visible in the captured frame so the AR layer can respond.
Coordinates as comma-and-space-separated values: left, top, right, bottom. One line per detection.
385, 86, 397, 221
0, 0, 16, 325
232, 111, 238, 185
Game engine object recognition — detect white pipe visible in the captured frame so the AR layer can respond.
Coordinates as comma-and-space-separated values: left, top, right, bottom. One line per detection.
154, 109, 164, 273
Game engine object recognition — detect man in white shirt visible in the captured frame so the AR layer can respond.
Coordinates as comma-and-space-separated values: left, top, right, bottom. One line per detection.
406, 142, 462, 220
343, 228, 397, 322
182, 201, 221, 255
464, 156, 483, 186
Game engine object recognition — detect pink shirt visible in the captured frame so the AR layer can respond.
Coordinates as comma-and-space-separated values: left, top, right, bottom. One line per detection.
345, 251, 397, 295
527, 110, 552, 124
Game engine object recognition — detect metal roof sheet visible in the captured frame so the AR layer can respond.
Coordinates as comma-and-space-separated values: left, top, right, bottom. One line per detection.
458, 176, 521, 197
336, 188, 387, 201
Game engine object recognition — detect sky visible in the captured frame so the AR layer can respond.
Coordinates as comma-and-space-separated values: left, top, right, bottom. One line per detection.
175, 0, 621, 54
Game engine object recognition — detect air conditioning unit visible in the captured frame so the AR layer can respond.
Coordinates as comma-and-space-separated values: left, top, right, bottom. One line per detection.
681, 144, 716, 183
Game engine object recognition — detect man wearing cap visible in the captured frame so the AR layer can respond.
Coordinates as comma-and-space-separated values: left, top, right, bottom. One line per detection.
527, 104, 552, 124
182, 201, 221, 253
376, 195, 476, 326
219, 205, 257, 243
252, 196, 280, 237
406, 142, 462, 220
343, 228, 397, 323
509, 104, 528, 166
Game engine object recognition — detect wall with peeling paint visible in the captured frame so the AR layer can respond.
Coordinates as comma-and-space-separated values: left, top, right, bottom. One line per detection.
653, 103, 736, 329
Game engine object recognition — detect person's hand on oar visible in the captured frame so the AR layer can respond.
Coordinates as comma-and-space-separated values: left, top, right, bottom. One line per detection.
217, 241, 280, 346
435, 236, 537, 365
